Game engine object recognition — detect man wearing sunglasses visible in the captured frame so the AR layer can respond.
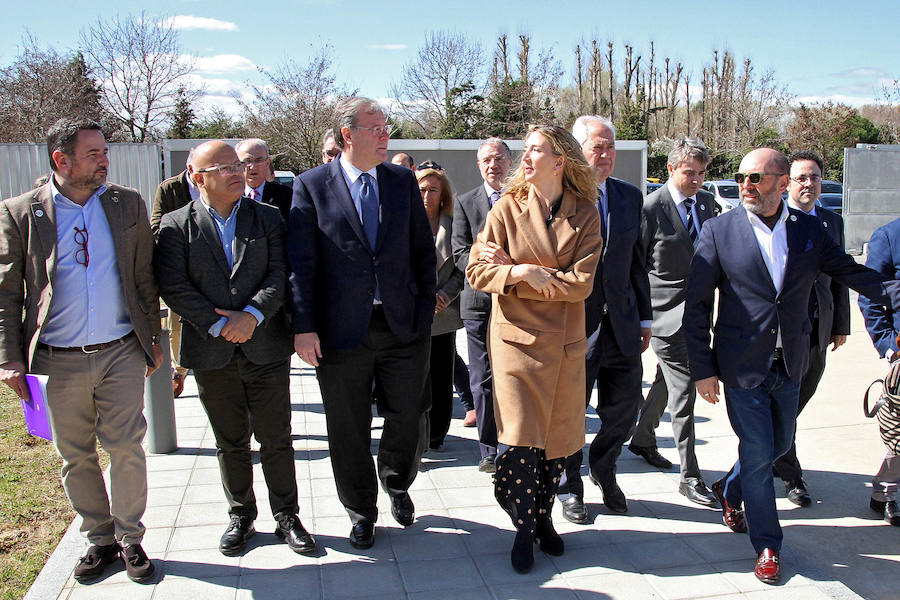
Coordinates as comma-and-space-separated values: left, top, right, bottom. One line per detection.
684, 147, 900, 584
155, 140, 315, 558
237, 138, 292, 223
289, 97, 436, 550
0, 117, 161, 584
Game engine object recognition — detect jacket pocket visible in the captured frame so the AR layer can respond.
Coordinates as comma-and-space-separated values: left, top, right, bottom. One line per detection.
497, 322, 538, 345
564, 337, 589, 358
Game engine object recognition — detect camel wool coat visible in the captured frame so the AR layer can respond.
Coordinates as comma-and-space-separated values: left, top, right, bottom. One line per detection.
467, 188, 602, 459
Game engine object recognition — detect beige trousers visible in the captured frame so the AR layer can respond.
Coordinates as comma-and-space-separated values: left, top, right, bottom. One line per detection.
164, 302, 188, 378
32, 336, 148, 546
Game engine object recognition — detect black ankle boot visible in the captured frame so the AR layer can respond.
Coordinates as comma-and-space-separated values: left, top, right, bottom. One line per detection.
511, 527, 535, 573
535, 517, 564, 556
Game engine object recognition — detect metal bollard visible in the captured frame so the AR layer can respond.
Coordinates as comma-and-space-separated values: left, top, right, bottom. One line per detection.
144, 315, 178, 454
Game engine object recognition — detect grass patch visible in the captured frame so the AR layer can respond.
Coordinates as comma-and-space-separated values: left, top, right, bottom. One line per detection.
0, 385, 108, 599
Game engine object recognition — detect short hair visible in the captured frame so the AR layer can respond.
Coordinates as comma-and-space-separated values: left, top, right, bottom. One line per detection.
333, 97, 384, 149
572, 115, 616, 145
478, 137, 512, 159
321, 128, 335, 146
393, 152, 415, 169
667, 136, 710, 169
768, 150, 791, 175
46, 117, 103, 171
788, 150, 824, 175
236, 138, 269, 157
416, 167, 455, 216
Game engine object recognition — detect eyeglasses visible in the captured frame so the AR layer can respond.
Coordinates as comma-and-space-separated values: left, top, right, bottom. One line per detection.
353, 125, 392, 137
73, 226, 89, 267
791, 175, 821, 185
418, 160, 443, 171
733, 172, 784, 185
195, 162, 246, 175
322, 148, 340, 158
242, 157, 269, 168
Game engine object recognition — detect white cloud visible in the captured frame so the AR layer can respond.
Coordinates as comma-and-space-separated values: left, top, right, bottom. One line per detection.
832, 67, 887, 79
368, 44, 407, 51
190, 54, 257, 74
161, 15, 239, 32
792, 94, 876, 108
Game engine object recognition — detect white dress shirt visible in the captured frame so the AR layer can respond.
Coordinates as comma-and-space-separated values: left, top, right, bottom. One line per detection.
666, 180, 699, 230
746, 202, 790, 347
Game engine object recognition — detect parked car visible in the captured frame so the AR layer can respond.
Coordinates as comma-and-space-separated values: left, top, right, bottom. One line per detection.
702, 180, 740, 214
273, 170, 296, 187
646, 181, 663, 194
816, 180, 843, 214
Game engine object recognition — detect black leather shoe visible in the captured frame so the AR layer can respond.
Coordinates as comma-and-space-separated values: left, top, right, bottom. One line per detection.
73, 542, 122, 582
870, 497, 886, 514
391, 493, 415, 526
589, 473, 627, 514
561, 496, 589, 524
628, 444, 673, 469
275, 513, 317, 554
219, 515, 255, 556
884, 500, 900, 526
785, 481, 812, 507
679, 478, 718, 507
349, 520, 375, 549
478, 456, 497, 473
121, 544, 155, 583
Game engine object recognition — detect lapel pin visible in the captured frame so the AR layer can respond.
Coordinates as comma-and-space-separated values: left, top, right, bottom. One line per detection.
700, 204, 706, 210
35, 209, 44, 218
790, 215, 797, 221
824, 222, 829, 228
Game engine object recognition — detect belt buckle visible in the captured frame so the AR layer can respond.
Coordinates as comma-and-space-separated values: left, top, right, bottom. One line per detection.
80, 344, 100, 354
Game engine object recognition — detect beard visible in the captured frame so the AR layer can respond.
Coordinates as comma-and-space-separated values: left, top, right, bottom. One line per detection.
742, 194, 782, 217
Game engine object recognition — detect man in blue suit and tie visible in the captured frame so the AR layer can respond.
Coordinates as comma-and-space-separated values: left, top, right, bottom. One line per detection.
557, 115, 653, 523
288, 98, 437, 550
685, 148, 900, 584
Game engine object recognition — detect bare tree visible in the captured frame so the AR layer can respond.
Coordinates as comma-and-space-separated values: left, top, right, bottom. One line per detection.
80, 12, 198, 142
0, 34, 107, 141
241, 46, 355, 172
390, 31, 484, 132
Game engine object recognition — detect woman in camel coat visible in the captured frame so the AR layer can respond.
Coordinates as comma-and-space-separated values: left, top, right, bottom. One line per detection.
467, 124, 602, 573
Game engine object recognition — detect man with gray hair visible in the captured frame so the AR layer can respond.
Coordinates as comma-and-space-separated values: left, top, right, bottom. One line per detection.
632, 136, 718, 506
288, 97, 436, 549
451, 137, 512, 472
321, 129, 339, 163
558, 115, 652, 523
236, 138, 292, 222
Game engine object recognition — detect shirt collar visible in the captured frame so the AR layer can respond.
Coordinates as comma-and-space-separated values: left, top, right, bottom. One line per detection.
200, 196, 241, 223
787, 197, 817, 217
339, 155, 377, 185
483, 181, 502, 198
746, 200, 789, 230
245, 181, 265, 198
666, 179, 693, 205
49, 175, 107, 207
597, 180, 608, 199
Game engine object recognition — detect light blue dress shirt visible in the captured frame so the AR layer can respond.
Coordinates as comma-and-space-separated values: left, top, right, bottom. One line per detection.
39, 179, 133, 347
200, 198, 265, 337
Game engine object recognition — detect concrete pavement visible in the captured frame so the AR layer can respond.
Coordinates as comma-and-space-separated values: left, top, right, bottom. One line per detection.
27, 292, 900, 600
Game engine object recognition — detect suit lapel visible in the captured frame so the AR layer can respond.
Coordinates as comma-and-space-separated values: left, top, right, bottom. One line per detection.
374, 164, 395, 253
231, 200, 253, 275
98, 187, 128, 283
193, 200, 233, 277
31, 185, 58, 268
659, 187, 692, 245
784, 209, 807, 278
735, 206, 778, 296
327, 159, 370, 252
514, 188, 558, 269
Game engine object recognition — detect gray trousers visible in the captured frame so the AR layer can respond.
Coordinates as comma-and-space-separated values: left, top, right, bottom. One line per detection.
872, 453, 900, 502
631, 332, 701, 481
32, 336, 148, 546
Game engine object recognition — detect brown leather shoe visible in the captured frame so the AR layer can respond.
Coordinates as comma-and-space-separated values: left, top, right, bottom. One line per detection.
754, 548, 780, 584
172, 372, 185, 398
122, 544, 155, 584
711, 478, 748, 533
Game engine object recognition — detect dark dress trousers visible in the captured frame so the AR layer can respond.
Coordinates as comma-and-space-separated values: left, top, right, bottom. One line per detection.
559, 177, 653, 498
155, 198, 298, 520
684, 204, 900, 553
773, 206, 849, 485
288, 157, 437, 525
631, 186, 715, 481
451, 184, 498, 458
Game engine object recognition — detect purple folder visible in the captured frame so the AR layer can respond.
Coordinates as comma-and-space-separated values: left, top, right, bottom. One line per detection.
22, 374, 52, 441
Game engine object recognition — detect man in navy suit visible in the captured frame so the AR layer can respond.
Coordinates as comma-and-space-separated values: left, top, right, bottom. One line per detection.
685, 148, 900, 584
772, 151, 849, 507
859, 217, 900, 527
558, 115, 653, 523
288, 98, 437, 550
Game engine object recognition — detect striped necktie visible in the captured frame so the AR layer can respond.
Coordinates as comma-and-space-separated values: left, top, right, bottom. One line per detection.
683, 196, 698, 244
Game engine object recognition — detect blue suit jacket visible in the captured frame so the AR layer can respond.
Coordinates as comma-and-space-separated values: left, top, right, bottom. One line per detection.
860, 216, 900, 358
287, 157, 437, 352
584, 177, 652, 356
685, 205, 900, 388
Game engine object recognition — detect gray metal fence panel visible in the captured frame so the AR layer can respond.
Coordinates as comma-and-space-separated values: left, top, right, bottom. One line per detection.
0, 143, 162, 213
844, 146, 900, 254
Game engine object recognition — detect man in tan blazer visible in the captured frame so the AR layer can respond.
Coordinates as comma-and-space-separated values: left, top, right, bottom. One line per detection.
0, 117, 161, 584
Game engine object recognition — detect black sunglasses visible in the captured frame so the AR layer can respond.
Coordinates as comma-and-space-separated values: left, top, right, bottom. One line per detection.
733, 172, 784, 185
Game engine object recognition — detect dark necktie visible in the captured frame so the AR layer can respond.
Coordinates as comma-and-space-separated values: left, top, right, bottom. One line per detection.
683, 197, 698, 244
359, 173, 378, 250
597, 192, 608, 241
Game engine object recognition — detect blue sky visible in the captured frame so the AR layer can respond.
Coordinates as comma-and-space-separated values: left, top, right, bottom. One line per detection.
3, 0, 898, 117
